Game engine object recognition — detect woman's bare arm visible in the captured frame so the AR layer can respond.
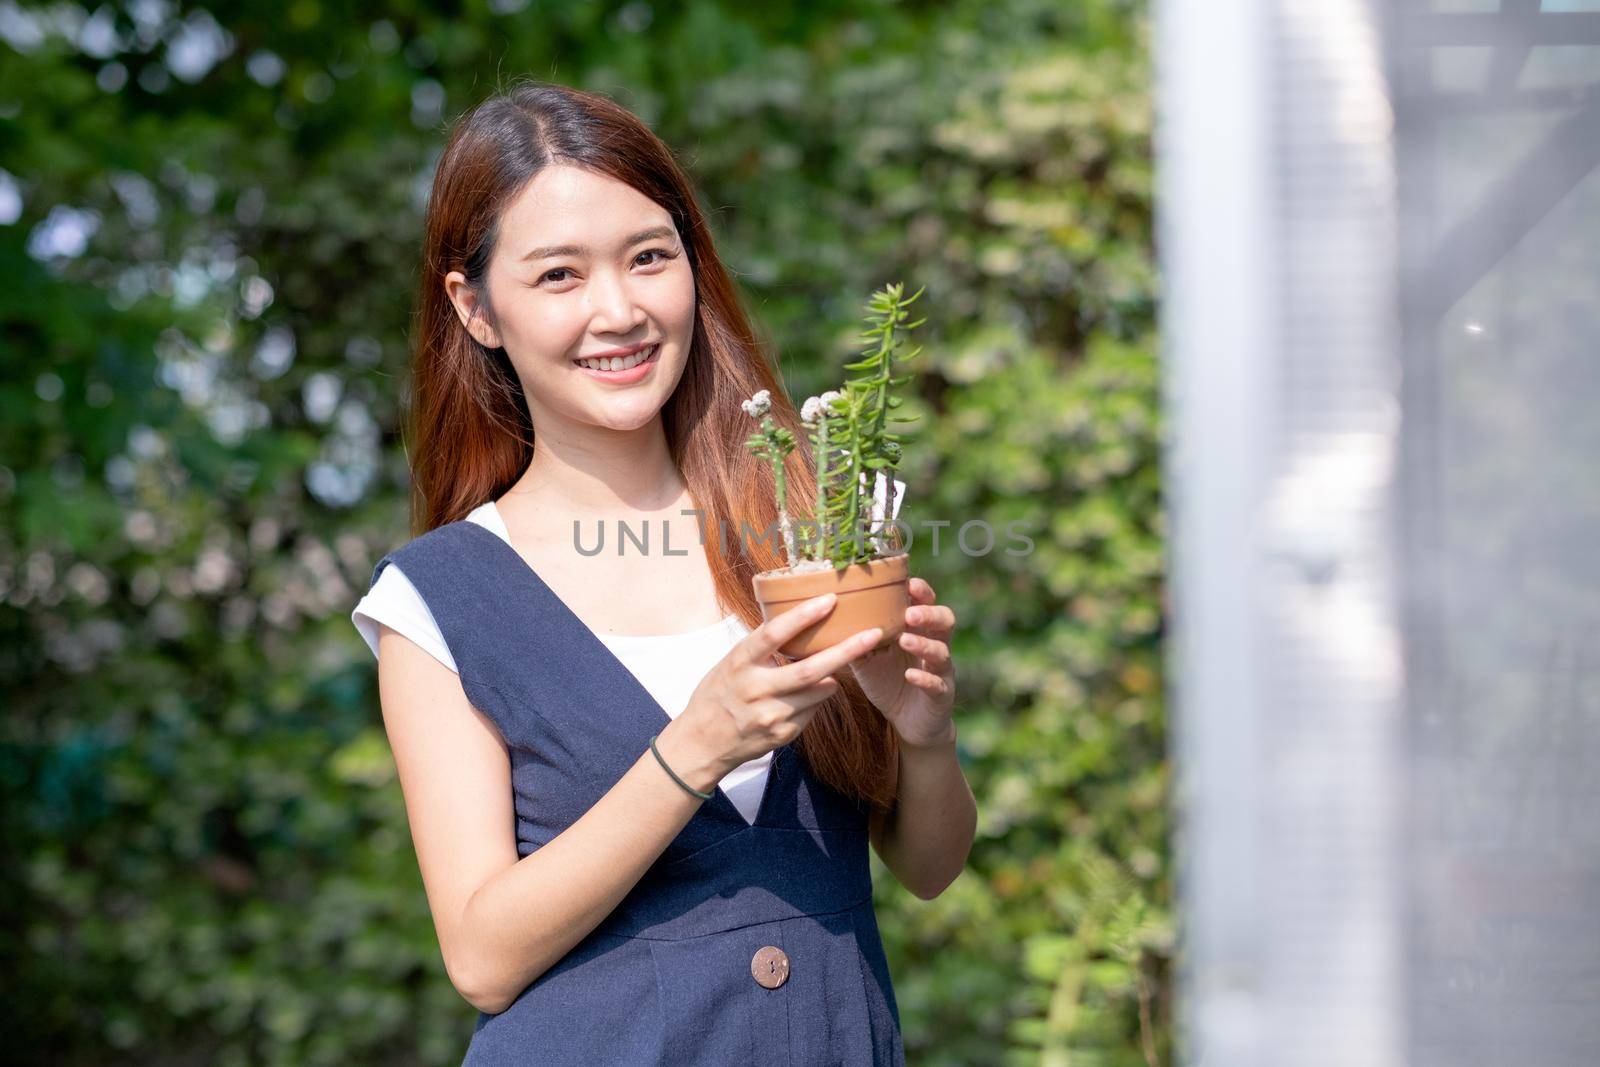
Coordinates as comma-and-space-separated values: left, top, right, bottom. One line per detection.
376, 622, 718, 1014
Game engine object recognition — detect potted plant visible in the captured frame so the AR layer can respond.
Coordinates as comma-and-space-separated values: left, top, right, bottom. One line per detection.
743, 281, 925, 657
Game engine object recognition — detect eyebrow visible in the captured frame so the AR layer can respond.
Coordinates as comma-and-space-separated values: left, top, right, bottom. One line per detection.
519, 225, 678, 263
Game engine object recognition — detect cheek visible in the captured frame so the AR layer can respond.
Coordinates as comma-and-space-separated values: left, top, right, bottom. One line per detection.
501, 296, 585, 359
662, 269, 698, 340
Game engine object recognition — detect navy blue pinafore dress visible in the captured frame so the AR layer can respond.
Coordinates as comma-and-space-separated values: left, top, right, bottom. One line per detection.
371, 519, 906, 1066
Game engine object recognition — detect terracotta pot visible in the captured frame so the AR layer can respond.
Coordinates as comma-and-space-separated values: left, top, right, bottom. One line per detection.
753, 552, 911, 658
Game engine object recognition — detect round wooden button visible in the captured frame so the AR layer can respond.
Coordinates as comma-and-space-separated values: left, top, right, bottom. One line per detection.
751, 945, 790, 989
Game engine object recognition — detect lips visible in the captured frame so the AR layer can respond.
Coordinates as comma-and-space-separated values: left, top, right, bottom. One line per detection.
573, 342, 659, 371
572, 343, 662, 380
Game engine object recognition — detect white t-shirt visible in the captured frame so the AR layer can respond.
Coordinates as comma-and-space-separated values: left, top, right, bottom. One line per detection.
351, 500, 770, 823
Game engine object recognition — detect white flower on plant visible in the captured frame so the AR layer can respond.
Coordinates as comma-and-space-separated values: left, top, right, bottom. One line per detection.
801, 390, 842, 423
740, 389, 772, 418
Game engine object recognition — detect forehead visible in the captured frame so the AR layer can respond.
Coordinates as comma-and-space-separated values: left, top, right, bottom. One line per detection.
498, 164, 676, 254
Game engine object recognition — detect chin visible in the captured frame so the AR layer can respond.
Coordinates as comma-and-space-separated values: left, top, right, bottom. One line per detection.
595, 400, 668, 431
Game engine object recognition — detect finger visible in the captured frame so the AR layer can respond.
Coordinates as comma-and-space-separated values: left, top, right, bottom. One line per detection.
744, 594, 837, 663
898, 631, 952, 673
906, 603, 956, 635
779, 675, 840, 709
766, 626, 884, 694
904, 667, 951, 694
908, 577, 937, 604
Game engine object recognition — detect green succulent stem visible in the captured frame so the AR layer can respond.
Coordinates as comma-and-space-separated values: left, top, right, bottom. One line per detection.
806, 407, 834, 562
746, 414, 797, 567
822, 282, 924, 566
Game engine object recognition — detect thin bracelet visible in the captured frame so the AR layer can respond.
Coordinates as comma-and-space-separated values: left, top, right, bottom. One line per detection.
649, 733, 715, 801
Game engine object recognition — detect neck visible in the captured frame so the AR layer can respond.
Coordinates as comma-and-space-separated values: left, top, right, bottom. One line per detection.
502, 413, 686, 519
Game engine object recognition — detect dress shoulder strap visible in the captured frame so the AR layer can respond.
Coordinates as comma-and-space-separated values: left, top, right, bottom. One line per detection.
366, 521, 530, 729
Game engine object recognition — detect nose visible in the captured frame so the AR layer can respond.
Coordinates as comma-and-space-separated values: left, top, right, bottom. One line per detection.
585, 267, 647, 338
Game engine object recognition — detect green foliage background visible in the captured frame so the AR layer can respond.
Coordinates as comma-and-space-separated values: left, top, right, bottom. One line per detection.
0, 1, 1170, 1063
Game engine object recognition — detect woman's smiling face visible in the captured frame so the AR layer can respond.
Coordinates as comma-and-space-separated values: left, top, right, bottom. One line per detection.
444, 163, 697, 433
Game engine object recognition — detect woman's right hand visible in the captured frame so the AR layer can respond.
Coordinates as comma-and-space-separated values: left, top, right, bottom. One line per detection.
658, 593, 881, 791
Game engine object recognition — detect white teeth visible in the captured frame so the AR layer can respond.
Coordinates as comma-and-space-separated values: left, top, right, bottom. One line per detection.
578, 344, 655, 372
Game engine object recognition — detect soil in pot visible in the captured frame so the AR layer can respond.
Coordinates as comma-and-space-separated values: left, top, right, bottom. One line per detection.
752, 552, 911, 658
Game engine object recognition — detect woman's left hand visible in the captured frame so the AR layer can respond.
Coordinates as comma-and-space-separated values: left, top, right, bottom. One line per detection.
849, 577, 958, 749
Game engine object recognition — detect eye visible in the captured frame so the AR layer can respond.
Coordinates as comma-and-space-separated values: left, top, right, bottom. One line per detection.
537, 249, 675, 288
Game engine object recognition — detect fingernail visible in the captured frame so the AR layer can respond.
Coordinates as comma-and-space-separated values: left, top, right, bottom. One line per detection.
861, 628, 882, 644
809, 594, 836, 609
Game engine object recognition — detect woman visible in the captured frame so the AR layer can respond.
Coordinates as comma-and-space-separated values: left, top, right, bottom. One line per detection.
351, 78, 976, 1065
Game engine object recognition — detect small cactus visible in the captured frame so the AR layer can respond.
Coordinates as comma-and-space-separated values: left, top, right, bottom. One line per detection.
743, 282, 924, 569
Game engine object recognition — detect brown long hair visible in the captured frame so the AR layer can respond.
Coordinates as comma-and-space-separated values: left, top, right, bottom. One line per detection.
404, 78, 899, 814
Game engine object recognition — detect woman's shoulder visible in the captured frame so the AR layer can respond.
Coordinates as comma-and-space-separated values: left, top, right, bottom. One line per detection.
349, 501, 504, 671
350, 559, 459, 673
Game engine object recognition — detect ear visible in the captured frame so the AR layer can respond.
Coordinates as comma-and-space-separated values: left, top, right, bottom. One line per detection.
443, 270, 504, 350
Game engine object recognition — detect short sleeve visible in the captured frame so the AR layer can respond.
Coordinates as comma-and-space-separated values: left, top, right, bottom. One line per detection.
351, 562, 459, 674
